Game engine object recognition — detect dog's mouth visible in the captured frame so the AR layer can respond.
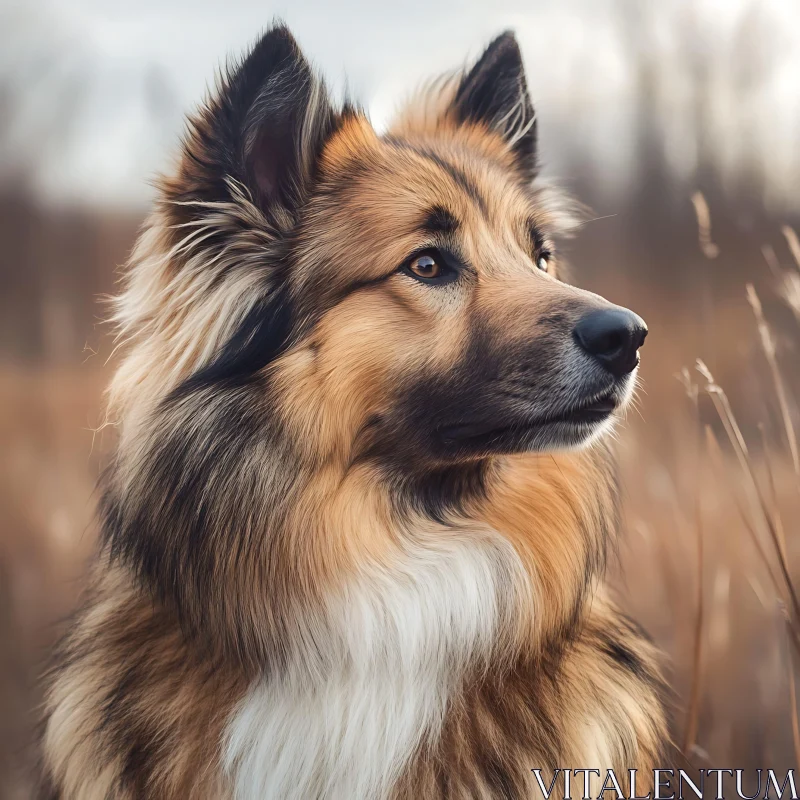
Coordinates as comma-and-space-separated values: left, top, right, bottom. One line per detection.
438, 390, 618, 447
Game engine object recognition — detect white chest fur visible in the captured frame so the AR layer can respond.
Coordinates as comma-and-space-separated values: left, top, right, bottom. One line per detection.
223, 528, 528, 800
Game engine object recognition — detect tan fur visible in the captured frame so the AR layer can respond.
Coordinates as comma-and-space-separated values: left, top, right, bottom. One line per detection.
393, 591, 664, 799
44, 563, 247, 798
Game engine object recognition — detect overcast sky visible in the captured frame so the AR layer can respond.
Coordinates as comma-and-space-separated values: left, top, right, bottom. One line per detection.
1, 0, 798, 209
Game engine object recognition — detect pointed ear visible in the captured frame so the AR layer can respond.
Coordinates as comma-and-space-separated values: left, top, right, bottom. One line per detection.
170, 25, 337, 220
451, 32, 538, 181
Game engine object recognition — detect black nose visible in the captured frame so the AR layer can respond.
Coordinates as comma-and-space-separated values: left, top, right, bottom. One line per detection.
573, 308, 648, 377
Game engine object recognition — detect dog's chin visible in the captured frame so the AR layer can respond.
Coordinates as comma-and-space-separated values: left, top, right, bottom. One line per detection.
437, 380, 634, 459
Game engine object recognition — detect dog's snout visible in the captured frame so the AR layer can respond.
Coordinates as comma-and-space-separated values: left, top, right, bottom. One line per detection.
573, 308, 647, 377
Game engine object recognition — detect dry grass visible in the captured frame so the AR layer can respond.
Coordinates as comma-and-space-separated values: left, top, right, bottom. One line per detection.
2, 226, 800, 793
610, 224, 800, 771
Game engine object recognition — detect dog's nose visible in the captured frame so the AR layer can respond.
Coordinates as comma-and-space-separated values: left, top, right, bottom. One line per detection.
573, 308, 647, 377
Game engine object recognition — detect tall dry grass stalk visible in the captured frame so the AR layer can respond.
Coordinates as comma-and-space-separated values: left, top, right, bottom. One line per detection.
690, 191, 720, 260
746, 284, 800, 483
783, 226, 800, 271
772, 226, 800, 322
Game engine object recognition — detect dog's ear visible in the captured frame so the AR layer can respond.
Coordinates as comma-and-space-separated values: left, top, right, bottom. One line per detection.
451, 32, 537, 181
169, 25, 337, 220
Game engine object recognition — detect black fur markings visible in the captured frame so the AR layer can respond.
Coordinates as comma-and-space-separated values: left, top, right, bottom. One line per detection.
174, 286, 294, 395
528, 223, 546, 255
395, 462, 490, 526
101, 376, 290, 666
421, 205, 460, 235
600, 633, 646, 680
417, 147, 488, 216
382, 318, 579, 462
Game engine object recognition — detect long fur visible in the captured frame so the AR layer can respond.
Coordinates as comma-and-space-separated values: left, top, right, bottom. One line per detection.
41, 26, 666, 799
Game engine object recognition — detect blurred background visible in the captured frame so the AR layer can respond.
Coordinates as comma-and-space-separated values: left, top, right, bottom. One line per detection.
1, 0, 800, 795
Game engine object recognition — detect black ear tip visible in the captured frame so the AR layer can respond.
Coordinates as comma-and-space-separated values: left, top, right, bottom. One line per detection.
489, 30, 519, 49
228, 23, 311, 116
479, 30, 523, 69
249, 23, 302, 63
458, 30, 525, 96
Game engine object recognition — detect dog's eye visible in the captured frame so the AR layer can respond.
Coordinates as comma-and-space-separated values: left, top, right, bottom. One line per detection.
537, 252, 551, 272
401, 249, 457, 284
409, 253, 440, 279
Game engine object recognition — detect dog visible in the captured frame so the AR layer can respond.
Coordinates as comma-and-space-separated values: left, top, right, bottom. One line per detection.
41, 24, 666, 799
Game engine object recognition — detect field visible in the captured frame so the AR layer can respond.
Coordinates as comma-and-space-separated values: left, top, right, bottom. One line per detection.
1, 208, 800, 795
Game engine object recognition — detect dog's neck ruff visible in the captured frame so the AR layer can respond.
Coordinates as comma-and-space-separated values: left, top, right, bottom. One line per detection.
224, 522, 530, 800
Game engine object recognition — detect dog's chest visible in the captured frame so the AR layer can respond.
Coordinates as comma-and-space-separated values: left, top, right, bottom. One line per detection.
222, 532, 526, 800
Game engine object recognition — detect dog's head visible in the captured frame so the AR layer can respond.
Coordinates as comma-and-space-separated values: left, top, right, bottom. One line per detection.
106, 26, 644, 659
128, 26, 645, 472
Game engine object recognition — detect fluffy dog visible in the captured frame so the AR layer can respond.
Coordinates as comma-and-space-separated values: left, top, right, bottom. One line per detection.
42, 25, 665, 799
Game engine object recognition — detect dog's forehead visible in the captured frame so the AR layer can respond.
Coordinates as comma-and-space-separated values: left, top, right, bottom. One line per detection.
293, 117, 556, 287
314, 130, 536, 243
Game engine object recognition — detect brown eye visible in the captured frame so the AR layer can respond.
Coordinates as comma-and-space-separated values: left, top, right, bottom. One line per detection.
409, 253, 441, 279
401, 248, 459, 285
